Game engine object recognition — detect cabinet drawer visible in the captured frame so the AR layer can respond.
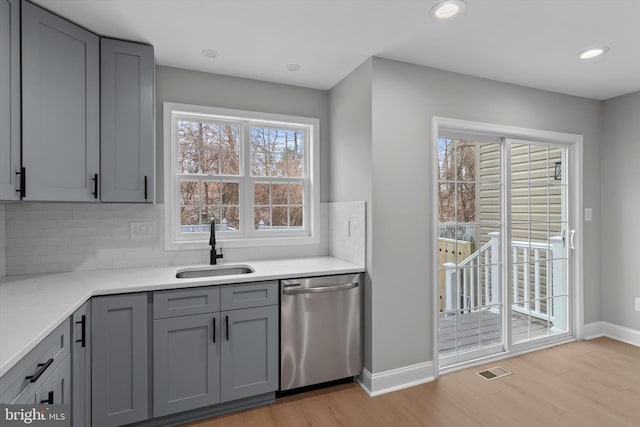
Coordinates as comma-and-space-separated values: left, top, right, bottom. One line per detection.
221, 281, 278, 311
35, 353, 71, 405
0, 318, 70, 403
154, 287, 220, 319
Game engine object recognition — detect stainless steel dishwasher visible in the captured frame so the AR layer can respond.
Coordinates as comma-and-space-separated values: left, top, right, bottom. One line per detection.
280, 273, 362, 391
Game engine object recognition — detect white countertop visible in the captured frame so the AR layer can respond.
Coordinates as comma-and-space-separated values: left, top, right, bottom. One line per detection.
0, 256, 364, 378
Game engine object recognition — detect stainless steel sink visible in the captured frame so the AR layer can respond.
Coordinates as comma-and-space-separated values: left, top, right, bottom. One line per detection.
175, 265, 254, 279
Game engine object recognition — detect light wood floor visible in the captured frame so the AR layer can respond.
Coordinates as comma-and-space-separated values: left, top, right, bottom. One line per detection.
184, 337, 640, 426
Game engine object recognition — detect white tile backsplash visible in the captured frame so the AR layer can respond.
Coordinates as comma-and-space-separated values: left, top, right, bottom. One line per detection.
0, 204, 6, 278
4, 203, 332, 275
328, 201, 366, 267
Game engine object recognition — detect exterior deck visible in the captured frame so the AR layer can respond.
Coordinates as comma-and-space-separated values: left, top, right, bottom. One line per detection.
439, 310, 551, 356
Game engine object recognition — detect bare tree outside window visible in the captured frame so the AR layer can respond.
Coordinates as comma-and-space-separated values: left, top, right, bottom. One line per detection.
175, 120, 307, 234
251, 127, 304, 230
438, 138, 477, 224
177, 120, 240, 231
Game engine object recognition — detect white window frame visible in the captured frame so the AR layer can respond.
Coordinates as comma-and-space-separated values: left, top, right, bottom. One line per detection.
164, 102, 320, 250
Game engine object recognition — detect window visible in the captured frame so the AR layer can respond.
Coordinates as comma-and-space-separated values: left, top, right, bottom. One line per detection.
164, 103, 320, 250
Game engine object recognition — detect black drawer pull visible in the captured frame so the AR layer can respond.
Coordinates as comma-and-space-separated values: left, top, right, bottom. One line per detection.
144, 175, 148, 200
76, 315, 86, 348
40, 391, 54, 404
92, 173, 99, 199
225, 315, 229, 341
15, 167, 25, 198
213, 317, 216, 343
25, 358, 53, 383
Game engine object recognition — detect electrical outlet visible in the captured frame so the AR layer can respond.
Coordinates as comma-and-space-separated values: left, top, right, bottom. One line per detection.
585, 208, 592, 221
130, 221, 157, 240
635, 297, 640, 312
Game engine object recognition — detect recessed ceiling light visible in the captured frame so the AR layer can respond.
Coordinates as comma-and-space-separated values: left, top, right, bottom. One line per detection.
578, 47, 609, 60
286, 63, 302, 72
431, 0, 466, 19
201, 49, 219, 59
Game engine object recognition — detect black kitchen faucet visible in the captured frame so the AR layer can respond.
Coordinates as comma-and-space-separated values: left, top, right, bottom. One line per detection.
209, 219, 224, 265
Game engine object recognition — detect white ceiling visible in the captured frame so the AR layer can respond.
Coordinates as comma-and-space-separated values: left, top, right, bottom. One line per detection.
31, 0, 640, 100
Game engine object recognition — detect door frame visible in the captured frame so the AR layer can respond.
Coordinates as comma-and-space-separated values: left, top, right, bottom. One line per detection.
431, 116, 584, 377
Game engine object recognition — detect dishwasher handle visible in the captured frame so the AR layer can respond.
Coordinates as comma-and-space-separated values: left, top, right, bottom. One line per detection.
282, 281, 359, 295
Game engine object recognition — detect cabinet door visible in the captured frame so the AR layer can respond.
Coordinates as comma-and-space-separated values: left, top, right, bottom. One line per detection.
0, 0, 20, 201
100, 38, 155, 203
35, 354, 71, 405
153, 313, 220, 417
92, 294, 148, 427
21, 1, 100, 202
221, 306, 278, 402
72, 301, 91, 427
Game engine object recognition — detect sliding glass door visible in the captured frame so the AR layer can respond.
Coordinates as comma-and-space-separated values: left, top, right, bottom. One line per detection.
437, 136, 504, 365
508, 140, 569, 347
437, 130, 574, 369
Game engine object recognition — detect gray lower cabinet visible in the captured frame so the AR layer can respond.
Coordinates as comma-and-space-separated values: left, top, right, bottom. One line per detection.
0, 0, 20, 201
100, 38, 155, 203
2, 282, 278, 426
152, 282, 278, 419
21, 0, 100, 202
13, 354, 70, 405
92, 294, 149, 427
220, 305, 278, 402
0, 319, 70, 405
34, 354, 71, 405
72, 301, 91, 427
153, 313, 221, 417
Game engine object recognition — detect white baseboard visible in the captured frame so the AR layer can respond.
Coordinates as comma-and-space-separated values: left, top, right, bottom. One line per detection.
584, 321, 640, 347
583, 321, 606, 339
357, 323, 640, 398
357, 361, 434, 397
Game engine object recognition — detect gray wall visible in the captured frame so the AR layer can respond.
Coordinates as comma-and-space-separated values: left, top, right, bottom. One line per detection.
155, 66, 331, 202
329, 59, 373, 369
331, 57, 603, 373
601, 91, 640, 330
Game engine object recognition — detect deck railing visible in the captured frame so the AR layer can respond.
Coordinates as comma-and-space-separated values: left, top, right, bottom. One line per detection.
442, 233, 565, 328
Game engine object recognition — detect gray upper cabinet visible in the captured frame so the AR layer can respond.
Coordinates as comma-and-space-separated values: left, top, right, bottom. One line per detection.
153, 313, 221, 417
21, 1, 100, 202
220, 305, 278, 402
100, 38, 155, 203
92, 294, 149, 427
0, 0, 20, 201
72, 301, 91, 427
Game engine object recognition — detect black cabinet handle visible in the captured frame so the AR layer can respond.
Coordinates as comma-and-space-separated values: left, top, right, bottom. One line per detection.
213, 316, 216, 343
15, 167, 25, 198
92, 173, 99, 199
225, 315, 229, 341
144, 176, 148, 200
25, 358, 53, 383
76, 315, 86, 348
40, 391, 54, 404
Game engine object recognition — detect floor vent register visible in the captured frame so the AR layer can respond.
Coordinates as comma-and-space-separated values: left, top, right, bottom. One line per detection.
476, 366, 512, 381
